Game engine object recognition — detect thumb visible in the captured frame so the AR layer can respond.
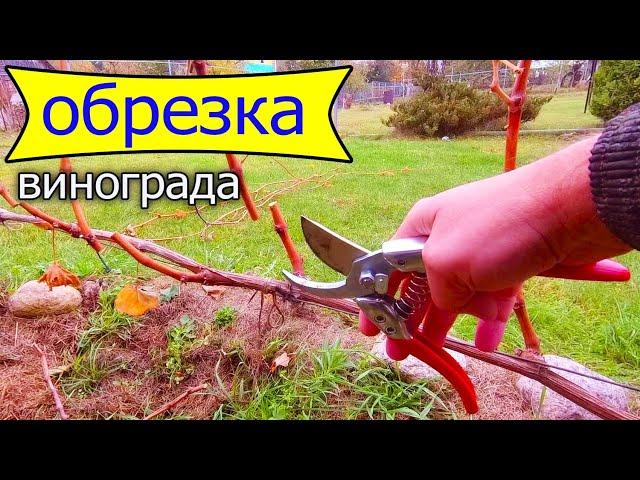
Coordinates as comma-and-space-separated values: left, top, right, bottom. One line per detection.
392, 197, 437, 239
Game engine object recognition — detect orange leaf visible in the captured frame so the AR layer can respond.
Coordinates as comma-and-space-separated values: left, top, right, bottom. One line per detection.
115, 284, 159, 316
201, 285, 225, 298
38, 263, 81, 289
270, 352, 291, 373
173, 209, 188, 219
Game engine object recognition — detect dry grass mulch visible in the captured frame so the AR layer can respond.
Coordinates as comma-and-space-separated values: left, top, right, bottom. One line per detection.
0, 278, 535, 420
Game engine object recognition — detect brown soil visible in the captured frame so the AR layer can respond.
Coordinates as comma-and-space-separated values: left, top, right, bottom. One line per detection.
0, 279, 532, 420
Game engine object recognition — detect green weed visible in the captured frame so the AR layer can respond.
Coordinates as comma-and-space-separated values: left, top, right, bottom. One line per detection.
77, 288, 138, 351
262, 337, 286, 362
166, 315, 197, 385
347, 358, 453, 420
215, 306, 238, 328
213, 340, 453, 420
58, 342, 126, 397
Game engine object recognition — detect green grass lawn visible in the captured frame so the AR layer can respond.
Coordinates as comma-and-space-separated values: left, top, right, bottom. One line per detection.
523, 90, 603, 130
338, 104, 393, 137
1, 125, 638, 384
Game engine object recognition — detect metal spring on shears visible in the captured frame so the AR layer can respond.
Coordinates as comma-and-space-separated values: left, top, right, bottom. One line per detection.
394, 272, 430, 320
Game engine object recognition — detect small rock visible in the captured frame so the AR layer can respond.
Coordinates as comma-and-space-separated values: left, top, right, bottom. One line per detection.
81, 280, 103, 311
516, 355, 629, 420
371, 339, 468, 381
8, 280, 82, 318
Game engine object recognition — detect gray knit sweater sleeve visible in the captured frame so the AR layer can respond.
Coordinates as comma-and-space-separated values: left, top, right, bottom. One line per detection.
589, 102, 640, 250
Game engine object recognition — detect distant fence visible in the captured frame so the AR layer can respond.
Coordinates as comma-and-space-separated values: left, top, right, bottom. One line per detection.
346, 81, 420, 106
441, 62, 596, 92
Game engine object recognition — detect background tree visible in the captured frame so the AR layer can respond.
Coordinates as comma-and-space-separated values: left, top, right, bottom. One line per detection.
590, 60, 640, 120
446, 60, 492, 75
406, 60, 448, 78
280, 60, 336, 71
343, 62, 368, 94
366, 60, 394, 82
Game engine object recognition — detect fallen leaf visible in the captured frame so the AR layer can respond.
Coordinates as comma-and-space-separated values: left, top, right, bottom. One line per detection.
38, 263, 81, 289
124, 225, 137, 237
270, 351, 291, 373
115, 284, 159, 316
173, 209, 188, 219
48, 364, 73, 376
202, 285, 225, 298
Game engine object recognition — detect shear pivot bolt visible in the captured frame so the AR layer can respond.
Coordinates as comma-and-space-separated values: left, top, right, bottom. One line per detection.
374, 315, 385, 323
360, 273, 375, 288
374, 274, 389, 294
385, 327, 396, 334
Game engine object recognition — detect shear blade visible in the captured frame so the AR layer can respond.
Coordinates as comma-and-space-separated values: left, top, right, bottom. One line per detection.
301, 216, 370, 275
282, 270, 355, 298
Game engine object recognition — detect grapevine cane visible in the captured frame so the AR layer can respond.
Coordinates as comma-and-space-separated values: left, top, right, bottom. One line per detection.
186, 60, 261, 221
269, 201, 304, 276
53, 60, 104, 255
490, 59, 541, 354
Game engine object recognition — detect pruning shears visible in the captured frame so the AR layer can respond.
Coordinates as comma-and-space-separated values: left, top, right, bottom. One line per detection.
283, 217, 631, 414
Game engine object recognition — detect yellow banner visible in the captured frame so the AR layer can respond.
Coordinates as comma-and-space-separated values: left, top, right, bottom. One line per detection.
5, 66, 352, 163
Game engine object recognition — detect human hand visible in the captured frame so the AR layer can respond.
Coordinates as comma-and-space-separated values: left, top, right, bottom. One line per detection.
392, 136, 631, 351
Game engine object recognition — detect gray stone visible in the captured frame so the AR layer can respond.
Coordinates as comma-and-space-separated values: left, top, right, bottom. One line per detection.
8, 280, 82, 318
81, 280, 104, 311
516, 355, 629, 420
371, 339, 468, 381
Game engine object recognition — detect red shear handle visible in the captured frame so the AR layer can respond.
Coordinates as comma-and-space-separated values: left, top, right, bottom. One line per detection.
386, 335, 479, 414
421, 303, 457, 349
361, 312, 479, 414
359, 271, 478, 414
541, 259, 630, 282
